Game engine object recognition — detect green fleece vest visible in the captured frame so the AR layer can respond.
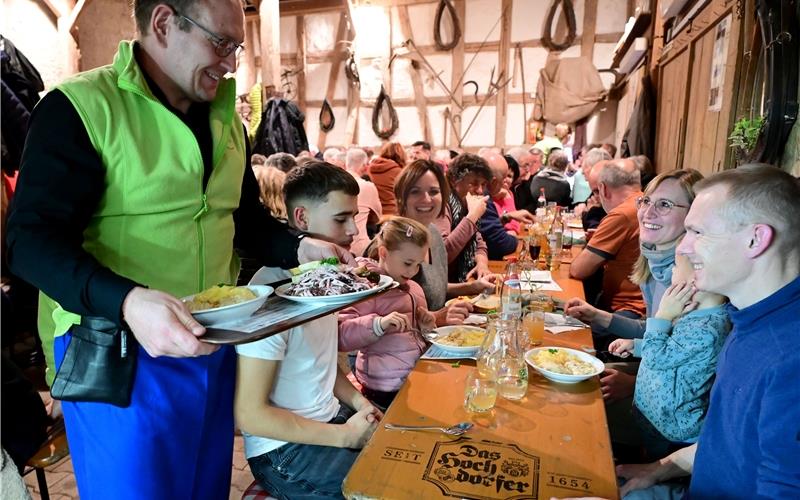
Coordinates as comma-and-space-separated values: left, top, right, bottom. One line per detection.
41, 40, 245, 343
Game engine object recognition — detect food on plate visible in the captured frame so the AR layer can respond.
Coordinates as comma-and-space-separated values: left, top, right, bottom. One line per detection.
530, 348, 596, 375
285, 266, 379, 296
289, 257, 340, 282
473, 295, 501, 311
435, 328, 486, 348
185, 285, 257, 311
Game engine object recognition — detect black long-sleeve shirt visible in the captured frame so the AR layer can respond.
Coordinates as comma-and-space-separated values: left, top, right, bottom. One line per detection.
6, 85, 301, 327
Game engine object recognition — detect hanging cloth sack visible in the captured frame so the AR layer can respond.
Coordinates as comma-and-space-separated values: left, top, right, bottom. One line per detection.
534, 56, 607, 124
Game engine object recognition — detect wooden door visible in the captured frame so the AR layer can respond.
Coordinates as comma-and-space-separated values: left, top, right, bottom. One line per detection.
682, 14, 741, 175
654, 48, 692, 172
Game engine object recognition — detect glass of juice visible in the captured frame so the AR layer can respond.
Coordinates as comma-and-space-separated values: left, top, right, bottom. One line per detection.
464, 370, 497, 413
522, 304, 545, 347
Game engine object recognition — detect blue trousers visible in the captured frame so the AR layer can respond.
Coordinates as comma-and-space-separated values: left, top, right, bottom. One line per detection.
247, 405, 359, 499
54, 332, 236, 500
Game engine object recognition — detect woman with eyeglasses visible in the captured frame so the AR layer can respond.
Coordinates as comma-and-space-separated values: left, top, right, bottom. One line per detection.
564, 169, 704, 399
566, 169, 704, 339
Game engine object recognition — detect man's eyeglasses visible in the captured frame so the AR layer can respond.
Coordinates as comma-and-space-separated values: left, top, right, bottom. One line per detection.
176, 11, 244, 58
636, 196, 689, 215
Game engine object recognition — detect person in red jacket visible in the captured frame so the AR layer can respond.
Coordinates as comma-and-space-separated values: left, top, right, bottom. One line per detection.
368, 142, 406, 215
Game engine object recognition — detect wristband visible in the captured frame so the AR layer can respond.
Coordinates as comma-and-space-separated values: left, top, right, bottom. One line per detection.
372, 316, 386, 337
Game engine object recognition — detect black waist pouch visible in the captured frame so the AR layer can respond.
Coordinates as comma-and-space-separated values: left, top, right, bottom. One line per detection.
51, 316, 137, 408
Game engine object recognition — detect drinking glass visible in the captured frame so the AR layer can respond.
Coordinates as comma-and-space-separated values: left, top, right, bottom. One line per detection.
464, 370, 498, 413
521, 304, 545, 348
561, 229, 574, 258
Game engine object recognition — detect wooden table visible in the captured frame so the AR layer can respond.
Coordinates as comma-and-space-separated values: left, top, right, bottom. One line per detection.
342, 257, 618, 500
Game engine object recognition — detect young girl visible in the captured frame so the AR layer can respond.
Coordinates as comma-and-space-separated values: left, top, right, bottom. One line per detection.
338, 217, 437, 410
610, 252, 731, 457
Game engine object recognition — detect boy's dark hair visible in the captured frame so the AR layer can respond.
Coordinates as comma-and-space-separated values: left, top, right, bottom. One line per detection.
283, 161, 359, 216
412, 141, 431, 151
134, 0, 197, 34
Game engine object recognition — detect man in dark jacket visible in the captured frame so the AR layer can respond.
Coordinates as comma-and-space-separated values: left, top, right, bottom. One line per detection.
527, 150, 572, 209
479, 152, 535, 260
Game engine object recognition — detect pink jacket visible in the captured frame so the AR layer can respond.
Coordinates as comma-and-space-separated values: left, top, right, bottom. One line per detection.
338, 258, 428, 392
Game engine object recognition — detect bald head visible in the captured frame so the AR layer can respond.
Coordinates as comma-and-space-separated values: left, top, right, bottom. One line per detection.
480, 151, 509, 196
592, 159, 641, 212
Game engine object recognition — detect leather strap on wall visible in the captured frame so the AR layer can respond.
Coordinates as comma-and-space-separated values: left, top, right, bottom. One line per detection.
372, 86, 399, 139
542, 0, 577, 52
434, 0, 462, 51
319, 98, 335, 132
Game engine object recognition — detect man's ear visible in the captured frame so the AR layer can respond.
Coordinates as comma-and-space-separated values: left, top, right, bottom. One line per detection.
150, 4, 173, 46
598, 182, 610, 201
293, 206, 309, 231
746, 223, 775, 258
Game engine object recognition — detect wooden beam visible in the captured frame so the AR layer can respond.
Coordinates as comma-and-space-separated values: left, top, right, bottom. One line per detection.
279, 0, 345, 16
295, 15, 307, 110
290, 32, 623, 63
40, 0, 66, 18
495, 0, 513, 149
398, 5, 431, 144
581, 0, 598, 59
66, 0, 90, 38
305, 91, 595, 109
259, 0, 282, 92
317, 12, 349, 148
343, 0, 359, 145
449, 0, 466, 146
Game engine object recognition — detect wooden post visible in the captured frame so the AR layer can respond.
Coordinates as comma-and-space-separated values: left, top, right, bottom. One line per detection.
295, 15, 307, 110
317, 13, 349, 149
343, 2, 359, 146
449, 0, 466, 147
259, 0, 282, 94
398, 6, 431, 144
495, 0, 513, 150
582, 0, 598, 60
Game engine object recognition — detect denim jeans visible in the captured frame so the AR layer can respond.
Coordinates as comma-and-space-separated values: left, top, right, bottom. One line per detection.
247, 405, 360, 499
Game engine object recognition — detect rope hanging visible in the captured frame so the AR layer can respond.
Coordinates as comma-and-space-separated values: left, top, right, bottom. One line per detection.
319, 98, 335, 132
433, 0, 462, 51
371, 85, 399, 140
542, 0, 577, 52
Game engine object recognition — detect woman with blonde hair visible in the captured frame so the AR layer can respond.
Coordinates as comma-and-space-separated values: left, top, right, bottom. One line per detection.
253, 165, 287, 221
566, 168, 705, 340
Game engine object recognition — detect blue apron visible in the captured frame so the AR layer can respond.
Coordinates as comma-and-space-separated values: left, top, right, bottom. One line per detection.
54, 332, 236, 499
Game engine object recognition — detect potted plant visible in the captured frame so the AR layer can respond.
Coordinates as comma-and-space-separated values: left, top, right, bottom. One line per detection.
728, 116, 764, 163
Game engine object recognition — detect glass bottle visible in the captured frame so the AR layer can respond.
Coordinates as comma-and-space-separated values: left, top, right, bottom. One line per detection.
547, 207, 564, 271
536, 187, 547, 219
500, 257, 522, 317
495, 322, 529, 400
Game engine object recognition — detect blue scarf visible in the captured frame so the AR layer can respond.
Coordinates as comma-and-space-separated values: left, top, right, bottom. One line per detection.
640, 242, 677, 284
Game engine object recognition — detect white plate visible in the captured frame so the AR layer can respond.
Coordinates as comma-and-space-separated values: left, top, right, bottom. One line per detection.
274, 274, 394, 305
525, 347, 604, 384
426, 326, 486, 355
184, 285, 274, 326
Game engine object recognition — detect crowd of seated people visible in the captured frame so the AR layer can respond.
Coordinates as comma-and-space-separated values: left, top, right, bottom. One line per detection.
8, 124, 799, 500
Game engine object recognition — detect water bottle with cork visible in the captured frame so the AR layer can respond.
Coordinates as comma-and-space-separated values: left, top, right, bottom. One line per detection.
501, 256, 523, 318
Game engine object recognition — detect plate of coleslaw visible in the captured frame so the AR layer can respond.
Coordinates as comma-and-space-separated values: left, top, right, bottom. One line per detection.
275, 266, 394, 304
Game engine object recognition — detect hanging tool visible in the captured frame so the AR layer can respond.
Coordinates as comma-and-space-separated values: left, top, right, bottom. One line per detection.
458, 69, 512, 146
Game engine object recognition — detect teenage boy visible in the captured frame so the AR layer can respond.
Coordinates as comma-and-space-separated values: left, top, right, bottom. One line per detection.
234, 161, 382, 499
